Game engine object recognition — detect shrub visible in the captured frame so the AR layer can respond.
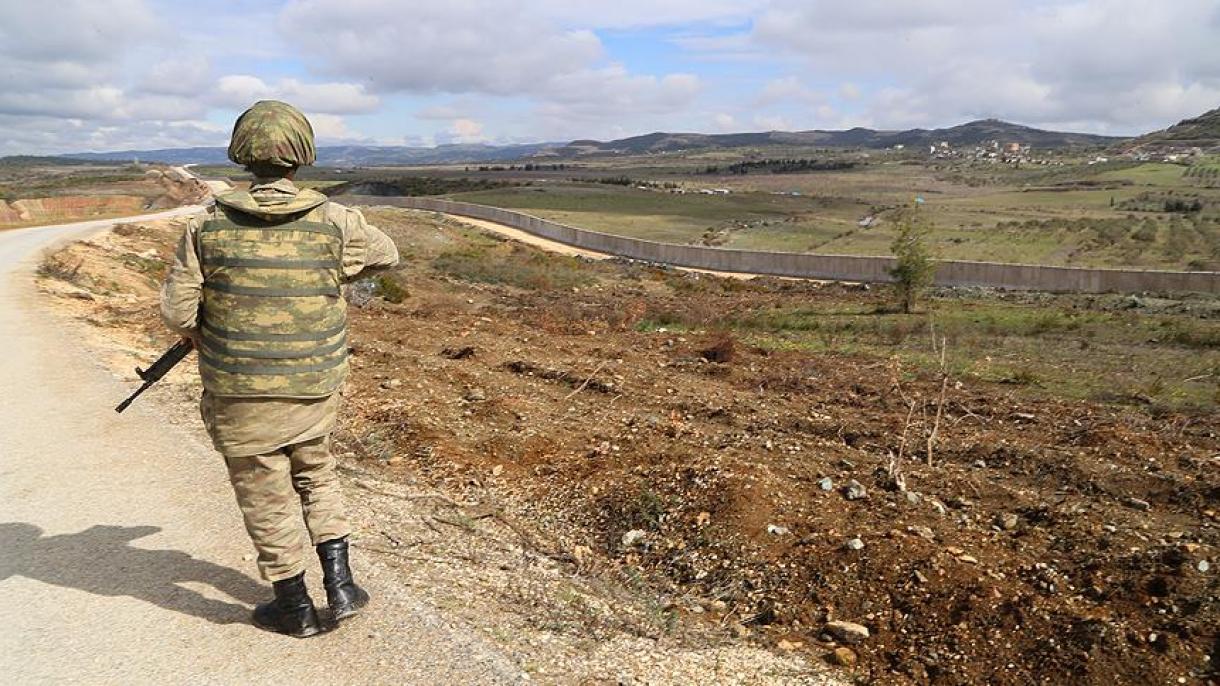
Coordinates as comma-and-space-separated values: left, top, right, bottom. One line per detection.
888, 206, 937, 314
373, 274, 409, 303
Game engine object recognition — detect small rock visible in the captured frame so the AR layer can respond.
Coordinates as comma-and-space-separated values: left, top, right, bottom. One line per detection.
777, 639, 801, 651
825, 620, 870, 644
490, 464, 504, 477
621, 529, 647, 548
767, 524, 790, 536
731, 623, 750, 638
380, 378, 402, 390
998, 513, 1020, 531
843, 480, 868, 501
1198, 560, 1211, 573
972, 459, 987, 469
908, 525, 935, 540
913, 570, 929, 584
845, 537, 865, 551
818, 477, 834, 491
931, 500, 948, 516
829, 647, 858, 667
1123, 497, 1151, 511
464, 387, 486, 402
904, 491, 923, 505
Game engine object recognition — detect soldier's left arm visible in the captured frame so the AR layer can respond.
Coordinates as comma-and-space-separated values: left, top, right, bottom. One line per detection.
332, 204, 400, 280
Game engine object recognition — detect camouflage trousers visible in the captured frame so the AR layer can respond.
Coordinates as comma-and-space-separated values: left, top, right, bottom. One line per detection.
223, 435, 352, 582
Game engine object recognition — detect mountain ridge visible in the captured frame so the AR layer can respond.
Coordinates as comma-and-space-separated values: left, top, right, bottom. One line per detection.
1125, 107, 1220, 149
47, 118, 1134, 166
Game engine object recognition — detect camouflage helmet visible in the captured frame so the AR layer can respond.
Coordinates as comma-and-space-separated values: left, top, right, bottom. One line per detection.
227, 100, 316, 169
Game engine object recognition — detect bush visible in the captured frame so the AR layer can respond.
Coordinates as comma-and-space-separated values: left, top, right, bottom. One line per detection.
888, 206, 937, 314
373, 274, 409, 303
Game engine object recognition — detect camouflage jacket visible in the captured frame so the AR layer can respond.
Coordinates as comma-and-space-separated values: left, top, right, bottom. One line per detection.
161, 178, 399, 339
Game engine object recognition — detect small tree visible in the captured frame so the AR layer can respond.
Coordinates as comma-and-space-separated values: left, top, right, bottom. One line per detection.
889, 205, 937, 314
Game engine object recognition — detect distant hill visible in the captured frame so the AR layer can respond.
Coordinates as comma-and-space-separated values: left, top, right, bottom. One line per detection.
53, 118, 1126, 167
60, 142, 555, 167
558, 119, 1123, 155
1124, 107, 1220, 150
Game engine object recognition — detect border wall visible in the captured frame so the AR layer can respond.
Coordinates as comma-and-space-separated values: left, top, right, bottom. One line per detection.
347, 195, 1220, 295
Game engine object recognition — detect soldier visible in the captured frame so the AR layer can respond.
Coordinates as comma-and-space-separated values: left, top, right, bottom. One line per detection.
160, 100, 400, 637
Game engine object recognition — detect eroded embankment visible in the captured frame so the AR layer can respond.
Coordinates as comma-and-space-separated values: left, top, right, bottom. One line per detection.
1, 167, 209, 230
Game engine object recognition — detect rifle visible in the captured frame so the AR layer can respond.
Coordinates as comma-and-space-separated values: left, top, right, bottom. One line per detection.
114, 339, 194, 413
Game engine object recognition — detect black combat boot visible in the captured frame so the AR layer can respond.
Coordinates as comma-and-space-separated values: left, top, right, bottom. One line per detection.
316, 536, 370, 621
252, 573, 323, 638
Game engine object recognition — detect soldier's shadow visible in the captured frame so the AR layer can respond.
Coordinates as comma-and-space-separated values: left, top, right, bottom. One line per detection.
0, 522, 266, 625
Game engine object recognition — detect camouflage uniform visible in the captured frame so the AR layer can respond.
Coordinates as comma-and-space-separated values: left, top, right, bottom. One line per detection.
160, 101, 399, 584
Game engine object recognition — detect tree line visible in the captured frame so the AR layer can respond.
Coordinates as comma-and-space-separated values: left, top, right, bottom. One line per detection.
702, 159, 857, 175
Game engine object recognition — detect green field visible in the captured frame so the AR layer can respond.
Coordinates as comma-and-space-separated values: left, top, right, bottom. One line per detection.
436, 157, 1220, 270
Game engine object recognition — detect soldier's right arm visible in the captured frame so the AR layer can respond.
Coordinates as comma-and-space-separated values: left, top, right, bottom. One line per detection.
160, 214, 206, 337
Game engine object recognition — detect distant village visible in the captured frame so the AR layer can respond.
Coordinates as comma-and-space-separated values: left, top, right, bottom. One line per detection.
899, 139, 1206, 166
907, 139, 1059, 166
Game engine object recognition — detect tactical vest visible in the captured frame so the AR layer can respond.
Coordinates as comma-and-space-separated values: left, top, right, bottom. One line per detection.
197, 203, 348, 398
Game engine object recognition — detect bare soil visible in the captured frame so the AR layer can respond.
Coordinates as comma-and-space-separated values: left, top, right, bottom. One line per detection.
0, 167, 207, 229
40, 207, 1219, 685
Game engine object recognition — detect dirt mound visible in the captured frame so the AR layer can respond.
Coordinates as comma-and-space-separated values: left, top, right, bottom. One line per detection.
0, 166, 208, 229
0, 196, 148, 227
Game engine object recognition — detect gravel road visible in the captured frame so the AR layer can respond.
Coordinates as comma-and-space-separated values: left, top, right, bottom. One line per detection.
0, 210, 526, 685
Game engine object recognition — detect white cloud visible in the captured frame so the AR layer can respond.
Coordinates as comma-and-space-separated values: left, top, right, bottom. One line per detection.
214, 76, 380, 114
308, 114, 366, 142
712, 112, 739, 132
279, 0, 603, 96
0, 0, 158, 62
752, 114, 791, 131
0, 114, 226, 156
532, 1, 767, 28
278, 0, 703, 138
754, 77, 823, 107
738, 0, 1220, 133
447, 118, 487, 144
141, 57, 213, 96
3, 0, 1219, 154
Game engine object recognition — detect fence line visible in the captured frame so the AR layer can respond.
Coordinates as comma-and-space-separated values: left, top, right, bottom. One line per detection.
345, 195, 1220, 294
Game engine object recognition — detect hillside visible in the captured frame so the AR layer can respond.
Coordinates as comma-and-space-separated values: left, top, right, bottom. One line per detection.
54, 119, 1125, 167
60, 142, 554, 167
1126, 107, 1220, 149
555, 119, 1123, 155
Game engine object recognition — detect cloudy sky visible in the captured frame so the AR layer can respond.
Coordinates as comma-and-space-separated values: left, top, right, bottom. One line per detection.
2, 0, 1218, 155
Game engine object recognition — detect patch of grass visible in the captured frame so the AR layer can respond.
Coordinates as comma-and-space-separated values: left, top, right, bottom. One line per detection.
373, 273, 409, 303
1157, 319, 1220, 349
432, 244, 595, 291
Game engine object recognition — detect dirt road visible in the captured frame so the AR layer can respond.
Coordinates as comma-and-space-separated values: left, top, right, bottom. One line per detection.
0, 210, 525, 684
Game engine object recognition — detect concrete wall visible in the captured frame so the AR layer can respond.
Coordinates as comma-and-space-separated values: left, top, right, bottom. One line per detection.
351, 195, 1220, 295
